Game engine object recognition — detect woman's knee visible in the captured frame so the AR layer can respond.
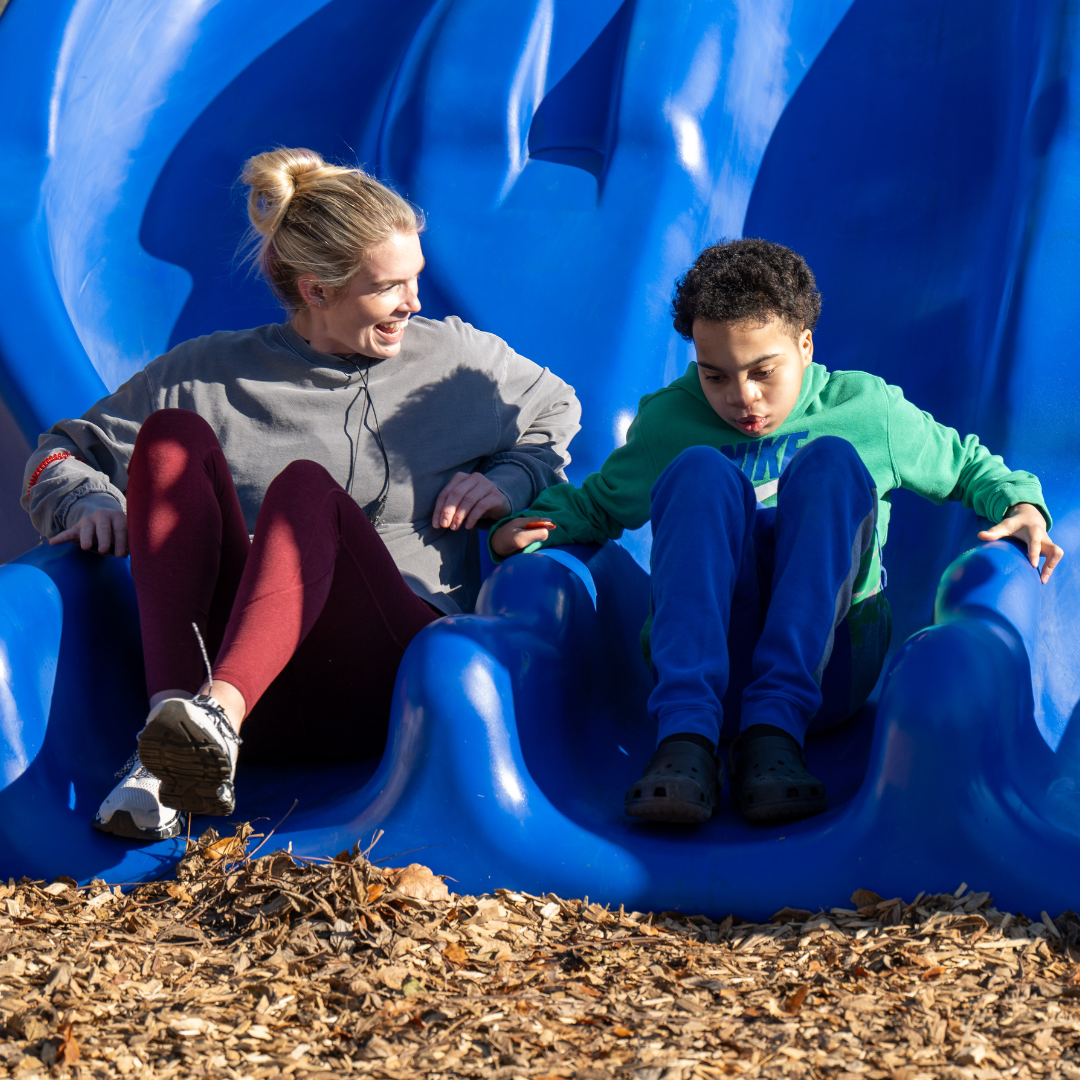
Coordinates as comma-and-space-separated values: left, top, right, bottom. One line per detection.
130, 409, 223, 487
136, 408, 218, 451
263, 459, 343, 506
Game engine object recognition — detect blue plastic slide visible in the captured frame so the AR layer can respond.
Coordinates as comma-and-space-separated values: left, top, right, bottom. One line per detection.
2, 0, 1080, 919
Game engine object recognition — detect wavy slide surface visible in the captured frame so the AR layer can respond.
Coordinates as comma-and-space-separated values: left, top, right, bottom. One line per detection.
0, 0, 1079, 917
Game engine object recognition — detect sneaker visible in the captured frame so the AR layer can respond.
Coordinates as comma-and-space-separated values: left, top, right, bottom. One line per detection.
92, 753, 184, 840
137, 695, 242, 817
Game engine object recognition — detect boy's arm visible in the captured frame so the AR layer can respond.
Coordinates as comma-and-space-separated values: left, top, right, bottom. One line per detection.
885, 383, 1049, 521
489, 411, 660, 559
885, 383, 1062, 581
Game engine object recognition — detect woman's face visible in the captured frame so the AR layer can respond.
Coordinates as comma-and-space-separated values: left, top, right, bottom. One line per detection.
296, 231, 425, 358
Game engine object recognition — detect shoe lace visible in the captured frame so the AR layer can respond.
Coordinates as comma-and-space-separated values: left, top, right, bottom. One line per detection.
192, 692, 242, 745
114, 752, 152, 780
190, 622, 242, 746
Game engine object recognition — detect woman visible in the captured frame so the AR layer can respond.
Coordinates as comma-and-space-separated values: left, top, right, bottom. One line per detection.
22, 148, 580, 841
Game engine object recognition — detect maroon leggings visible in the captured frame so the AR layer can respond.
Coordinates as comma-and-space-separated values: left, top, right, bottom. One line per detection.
126, 409, 440, 764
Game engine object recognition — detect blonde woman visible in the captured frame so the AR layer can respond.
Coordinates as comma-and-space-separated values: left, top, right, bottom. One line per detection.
23, 148, 581, 840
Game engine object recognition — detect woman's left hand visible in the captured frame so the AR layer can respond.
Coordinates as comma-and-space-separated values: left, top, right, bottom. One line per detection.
434, 472, 512, 530
978, 502, 1064, 584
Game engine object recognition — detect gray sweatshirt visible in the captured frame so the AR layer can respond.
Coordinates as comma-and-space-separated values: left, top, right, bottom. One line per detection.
22, 317, 581, 615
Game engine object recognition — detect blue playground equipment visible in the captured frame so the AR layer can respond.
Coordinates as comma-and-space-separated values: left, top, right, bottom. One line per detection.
1, 0, 1079, 919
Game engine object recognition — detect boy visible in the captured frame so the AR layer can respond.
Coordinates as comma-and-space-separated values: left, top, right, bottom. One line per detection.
490, 239, 1063, 826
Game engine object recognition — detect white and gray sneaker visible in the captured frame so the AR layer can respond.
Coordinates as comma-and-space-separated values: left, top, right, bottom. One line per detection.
137, 695, 242, 817
93, 753, 184, 840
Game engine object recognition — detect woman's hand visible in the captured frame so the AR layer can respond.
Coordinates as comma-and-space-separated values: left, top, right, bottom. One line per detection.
978, 503, 1063, 583
434, 472, 512, 530
49, 507, 130, 557
490, 518, 556, 557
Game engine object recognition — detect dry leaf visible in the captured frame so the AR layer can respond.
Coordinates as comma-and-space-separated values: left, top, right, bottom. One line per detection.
42, 963, 72, 995
921, 966, 945, 981
58, 1024, 80, 1065
202, 835, 247, 862
851, 888, 885, 907
443, 943, 468, 965
366, 883, 385, 902
22, 1017, 50, 1042
384, 863, 450, 901
783, 985, 809, 1013
771, 907, 813, 923
377, 965, 410, 990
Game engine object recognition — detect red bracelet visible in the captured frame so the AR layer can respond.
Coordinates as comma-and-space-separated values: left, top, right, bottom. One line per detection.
26, 451, 83, 496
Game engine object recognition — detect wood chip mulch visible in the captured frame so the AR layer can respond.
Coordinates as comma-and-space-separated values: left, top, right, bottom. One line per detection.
1, 824, 1079, 1080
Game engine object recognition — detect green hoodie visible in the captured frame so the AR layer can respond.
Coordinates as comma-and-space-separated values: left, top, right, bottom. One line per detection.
493, 362, 1050, 607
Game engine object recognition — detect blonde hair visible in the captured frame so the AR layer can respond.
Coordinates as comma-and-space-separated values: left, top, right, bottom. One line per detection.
241, 147, 423, 311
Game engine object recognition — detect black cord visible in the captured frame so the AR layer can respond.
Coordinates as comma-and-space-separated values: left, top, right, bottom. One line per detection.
343, 361, 390, 526
273, 326, 391, 524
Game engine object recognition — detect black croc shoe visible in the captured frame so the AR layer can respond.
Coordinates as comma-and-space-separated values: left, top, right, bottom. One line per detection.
624, 737, 721, 823
728, 727, 827, 824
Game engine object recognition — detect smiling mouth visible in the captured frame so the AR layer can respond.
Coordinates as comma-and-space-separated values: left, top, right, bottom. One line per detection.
375, 319, 409, 340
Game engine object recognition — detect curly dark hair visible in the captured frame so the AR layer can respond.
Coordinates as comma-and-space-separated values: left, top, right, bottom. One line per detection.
671, 238, 821, 340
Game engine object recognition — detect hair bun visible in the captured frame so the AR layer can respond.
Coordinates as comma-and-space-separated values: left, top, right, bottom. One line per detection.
241, 147, 328, 238
239, 146, 424, 314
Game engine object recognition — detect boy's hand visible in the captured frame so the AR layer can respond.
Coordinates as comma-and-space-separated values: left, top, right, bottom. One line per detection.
490, 518, 556, 557
978, 503, 1063, 583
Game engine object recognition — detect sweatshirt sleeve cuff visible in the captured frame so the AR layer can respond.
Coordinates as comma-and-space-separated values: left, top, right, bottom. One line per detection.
481, 461, 535, 515
60, 491, 125, 530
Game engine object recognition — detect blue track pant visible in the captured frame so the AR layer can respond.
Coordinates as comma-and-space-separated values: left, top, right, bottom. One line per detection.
648, 436, 885, 747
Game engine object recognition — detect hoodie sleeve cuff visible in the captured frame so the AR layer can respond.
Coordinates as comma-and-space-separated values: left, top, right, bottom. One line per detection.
987, 483, 1052, 530
487, 513, 520, 565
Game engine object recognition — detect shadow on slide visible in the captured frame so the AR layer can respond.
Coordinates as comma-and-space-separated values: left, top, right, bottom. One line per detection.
0, 0, 1079, 916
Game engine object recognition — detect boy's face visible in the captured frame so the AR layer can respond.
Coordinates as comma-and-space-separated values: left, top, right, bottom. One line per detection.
693, 316, 813, 437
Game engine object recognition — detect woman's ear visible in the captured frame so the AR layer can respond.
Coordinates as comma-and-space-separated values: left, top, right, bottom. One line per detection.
296, 275, 326, 309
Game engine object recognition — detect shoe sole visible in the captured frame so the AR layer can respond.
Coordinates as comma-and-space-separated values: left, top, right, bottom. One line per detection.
737, 791, 828, 824
625, 795, 715, 824
92, 809, 184, 841
138, 701, 236, 817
